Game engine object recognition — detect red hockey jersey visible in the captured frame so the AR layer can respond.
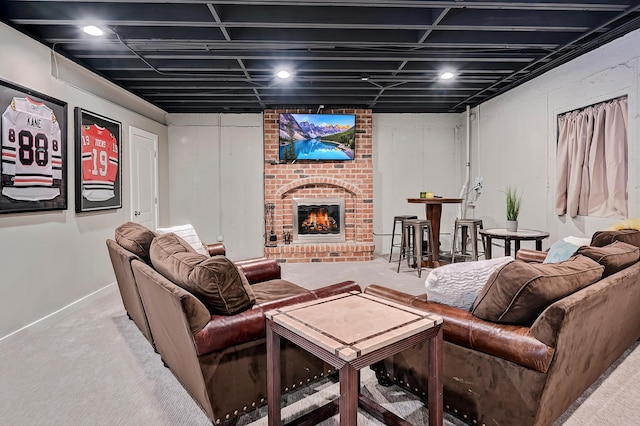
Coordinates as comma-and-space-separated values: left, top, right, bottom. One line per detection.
81, 124, 119, 201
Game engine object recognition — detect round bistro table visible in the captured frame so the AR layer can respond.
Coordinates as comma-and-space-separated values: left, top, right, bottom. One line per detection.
479, 228, 550, 259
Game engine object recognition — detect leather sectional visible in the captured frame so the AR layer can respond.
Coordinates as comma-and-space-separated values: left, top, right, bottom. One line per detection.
366, 229, 640, 425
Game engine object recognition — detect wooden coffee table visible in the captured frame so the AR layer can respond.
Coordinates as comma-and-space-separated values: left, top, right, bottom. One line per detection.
266, 291, 443, 426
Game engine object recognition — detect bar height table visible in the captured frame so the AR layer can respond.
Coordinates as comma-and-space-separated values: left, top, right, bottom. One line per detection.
266, 291, 443, 426
407, 197, 463, 267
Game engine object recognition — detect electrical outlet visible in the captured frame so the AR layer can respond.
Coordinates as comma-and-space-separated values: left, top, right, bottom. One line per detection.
474, 177, 484, 188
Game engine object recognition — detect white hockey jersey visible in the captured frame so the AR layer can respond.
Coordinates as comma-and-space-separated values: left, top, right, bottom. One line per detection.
1, 97, 62, 201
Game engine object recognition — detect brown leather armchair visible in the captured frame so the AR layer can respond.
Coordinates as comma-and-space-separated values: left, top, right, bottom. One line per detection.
106, 223, 272, 348
107, 222, 361, 424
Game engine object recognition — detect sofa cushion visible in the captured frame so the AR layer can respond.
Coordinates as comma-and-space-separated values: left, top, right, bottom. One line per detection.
252, 279, 309, 305
576, 241, 640, 277
150, 233, 256, 315
591, 229, 640, 248
190, 256, 256, 315
425, 256, 514, 310
115, 221, 156, 263
471, 255, 604, 325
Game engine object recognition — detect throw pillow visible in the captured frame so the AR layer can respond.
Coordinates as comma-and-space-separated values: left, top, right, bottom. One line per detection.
190, 256, 256, 315
608, 218, 640, 232
156, 224, 209, 256
576, 241, 640, 277
562, 236, 591, 247
471, 255, 604, 325
149, 232, 207, 288
543, 240, 580, 263
150, 232, 255, 315
591, 229, 640, 249
115, 221, 157, 263
425, 256, 514, 310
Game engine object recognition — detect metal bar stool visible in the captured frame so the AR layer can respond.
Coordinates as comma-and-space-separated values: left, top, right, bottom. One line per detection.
397, 218, 435, 277
451, 218, 485, 262
388, 215, 418, 262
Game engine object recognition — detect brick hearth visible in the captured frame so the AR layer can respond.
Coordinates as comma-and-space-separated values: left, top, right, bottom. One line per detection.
263, 108, 375, 262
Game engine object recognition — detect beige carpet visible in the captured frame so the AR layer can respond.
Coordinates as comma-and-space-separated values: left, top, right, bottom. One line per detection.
0, 255, 638, 425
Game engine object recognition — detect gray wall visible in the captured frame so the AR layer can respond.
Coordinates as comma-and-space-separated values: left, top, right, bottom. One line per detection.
373, 114, 463, 254
467, 29, 640, 249
166, 114, 264, 260
0, 22, 169, 339
165, 113, 463, 259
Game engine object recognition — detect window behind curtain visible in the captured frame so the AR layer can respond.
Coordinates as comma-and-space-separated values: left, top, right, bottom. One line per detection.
555, 96, 628, 218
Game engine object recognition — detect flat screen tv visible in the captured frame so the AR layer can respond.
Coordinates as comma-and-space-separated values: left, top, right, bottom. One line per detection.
279, 113, 356, 161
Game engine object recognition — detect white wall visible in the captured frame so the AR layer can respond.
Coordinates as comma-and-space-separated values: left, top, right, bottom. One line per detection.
166, 113, 264, 260
373, 114, 463, 254
0, 22, 169, 339
469, 29, 640, 249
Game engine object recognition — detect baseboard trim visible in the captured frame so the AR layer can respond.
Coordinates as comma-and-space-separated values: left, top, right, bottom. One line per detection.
0, 282, 115, 342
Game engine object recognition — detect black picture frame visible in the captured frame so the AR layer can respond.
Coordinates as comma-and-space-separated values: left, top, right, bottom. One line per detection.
74, 108, 122, 213
0, 78, 67, 214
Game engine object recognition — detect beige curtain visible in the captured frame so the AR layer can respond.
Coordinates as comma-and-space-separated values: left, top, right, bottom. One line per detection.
555, 97, 628, 218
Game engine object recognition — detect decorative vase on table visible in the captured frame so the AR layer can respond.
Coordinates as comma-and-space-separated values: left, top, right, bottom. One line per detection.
505, 186, 522, 233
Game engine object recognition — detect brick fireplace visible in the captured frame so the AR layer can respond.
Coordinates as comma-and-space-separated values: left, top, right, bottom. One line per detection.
263, 108, 375, 262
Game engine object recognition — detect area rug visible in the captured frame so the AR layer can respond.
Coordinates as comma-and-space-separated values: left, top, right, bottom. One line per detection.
238, 367, 464, 425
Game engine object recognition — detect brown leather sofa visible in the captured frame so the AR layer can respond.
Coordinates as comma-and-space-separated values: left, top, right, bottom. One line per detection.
107, 222, 361, 425
366, 229, 640, 426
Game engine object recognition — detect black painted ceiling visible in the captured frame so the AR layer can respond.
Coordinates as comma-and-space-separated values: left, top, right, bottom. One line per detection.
2, 1, 640, 113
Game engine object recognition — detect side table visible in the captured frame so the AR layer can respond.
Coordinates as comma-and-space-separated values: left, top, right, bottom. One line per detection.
266, 291, 443, 426
479, 228, 550, 259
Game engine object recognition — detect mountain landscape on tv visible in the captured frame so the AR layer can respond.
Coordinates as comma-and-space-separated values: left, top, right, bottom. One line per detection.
279, 113, 355, 161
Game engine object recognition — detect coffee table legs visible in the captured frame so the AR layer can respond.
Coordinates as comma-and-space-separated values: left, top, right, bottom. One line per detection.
267, 320, 443, 426
267, 324, 281, 426
340, 365, 358, 425
428, 326, 444, 426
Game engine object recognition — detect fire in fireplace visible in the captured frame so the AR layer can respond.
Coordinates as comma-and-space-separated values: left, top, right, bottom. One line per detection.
293, 198, 346, 243
301, 208, 338, 233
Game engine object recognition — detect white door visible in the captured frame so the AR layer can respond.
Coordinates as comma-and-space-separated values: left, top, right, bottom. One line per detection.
129, 126, 158, 229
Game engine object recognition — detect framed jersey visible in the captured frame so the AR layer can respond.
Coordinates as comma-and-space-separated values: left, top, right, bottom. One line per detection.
74, 108, 122, 212
0, 78, 67, 214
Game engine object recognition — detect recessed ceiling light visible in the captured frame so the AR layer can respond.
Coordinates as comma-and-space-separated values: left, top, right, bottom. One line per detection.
440, 71, 455, 80
276, 70, 291, 79
82, 25, 104, 36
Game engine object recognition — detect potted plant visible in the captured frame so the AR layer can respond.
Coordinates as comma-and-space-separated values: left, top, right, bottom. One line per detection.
506, 187, 522, 232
